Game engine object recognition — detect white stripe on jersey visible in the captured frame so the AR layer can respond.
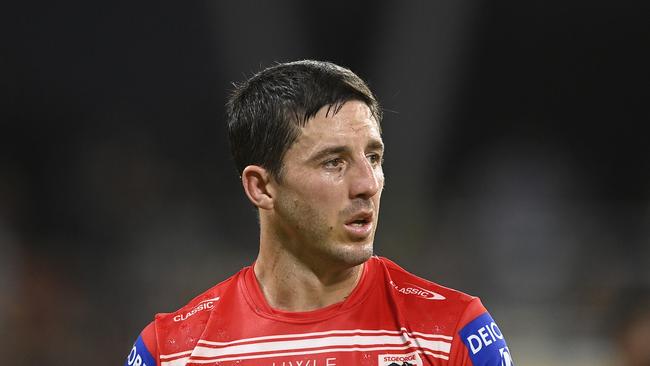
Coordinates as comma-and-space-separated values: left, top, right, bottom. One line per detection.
160, 328, 453, 365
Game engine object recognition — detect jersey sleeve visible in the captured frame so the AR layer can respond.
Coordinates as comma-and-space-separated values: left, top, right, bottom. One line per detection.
448, 297, 515, 366
124, 321, 159, 366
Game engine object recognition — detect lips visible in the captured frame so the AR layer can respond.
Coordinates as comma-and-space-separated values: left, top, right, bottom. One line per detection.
343, 211, 374, 239
345, 211, 372, 225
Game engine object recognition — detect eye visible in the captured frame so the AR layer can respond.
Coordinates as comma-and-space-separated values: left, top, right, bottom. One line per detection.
367, 153, 383, 166
324, 158, 345, 169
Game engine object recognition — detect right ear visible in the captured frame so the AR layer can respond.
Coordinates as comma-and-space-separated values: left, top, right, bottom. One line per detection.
241, 165, 274, 210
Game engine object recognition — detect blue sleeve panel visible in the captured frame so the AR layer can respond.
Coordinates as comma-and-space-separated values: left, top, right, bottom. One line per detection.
124, 335, 157, 366
459, 312, 514, 366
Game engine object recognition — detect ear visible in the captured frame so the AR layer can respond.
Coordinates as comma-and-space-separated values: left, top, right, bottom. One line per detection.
241, 165, 274, 210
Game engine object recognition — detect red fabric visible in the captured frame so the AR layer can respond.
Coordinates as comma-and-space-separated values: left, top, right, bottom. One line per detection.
136, 256, 492, 366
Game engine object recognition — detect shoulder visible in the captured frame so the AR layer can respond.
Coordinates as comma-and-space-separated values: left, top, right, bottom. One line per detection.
151, 269, 243, 352
372, 256, 483, 333
157, 273, 236, 322
373, 255, 477, 307
373, 257, 515, 365
125, 272, 242, 366
371, 256, 491, 331
156, 268, 241, 324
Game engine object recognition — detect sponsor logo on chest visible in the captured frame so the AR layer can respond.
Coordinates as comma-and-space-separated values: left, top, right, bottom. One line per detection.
378, 352, 423, 366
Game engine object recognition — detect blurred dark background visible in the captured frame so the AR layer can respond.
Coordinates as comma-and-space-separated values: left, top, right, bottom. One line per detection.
2, 1, 649, 365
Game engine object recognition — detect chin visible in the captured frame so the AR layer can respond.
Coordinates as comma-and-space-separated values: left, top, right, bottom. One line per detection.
331, 240, 374, 267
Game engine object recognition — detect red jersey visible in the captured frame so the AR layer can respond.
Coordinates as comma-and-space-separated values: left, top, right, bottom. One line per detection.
124, 256, 514, 366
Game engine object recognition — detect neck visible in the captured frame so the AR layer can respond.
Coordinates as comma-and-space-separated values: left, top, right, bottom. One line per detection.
253, 228, 365, 312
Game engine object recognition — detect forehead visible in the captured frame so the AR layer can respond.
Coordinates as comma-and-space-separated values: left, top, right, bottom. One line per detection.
292, 101, 382, 151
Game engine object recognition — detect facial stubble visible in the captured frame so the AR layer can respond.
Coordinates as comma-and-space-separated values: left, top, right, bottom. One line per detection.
273, 192, 375, 270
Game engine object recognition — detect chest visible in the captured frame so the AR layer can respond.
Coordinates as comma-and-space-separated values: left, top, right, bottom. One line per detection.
160, 310, 454, 366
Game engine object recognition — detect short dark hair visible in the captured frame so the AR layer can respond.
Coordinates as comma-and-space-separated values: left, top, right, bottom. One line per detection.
226, 60, 382, 180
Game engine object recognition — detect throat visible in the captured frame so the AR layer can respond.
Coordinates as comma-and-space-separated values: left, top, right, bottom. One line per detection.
253, 259, 364, 312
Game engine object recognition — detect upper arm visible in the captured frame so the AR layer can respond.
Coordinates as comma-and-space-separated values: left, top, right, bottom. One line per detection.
124, 322, 158, 366
449, 298, 515, 366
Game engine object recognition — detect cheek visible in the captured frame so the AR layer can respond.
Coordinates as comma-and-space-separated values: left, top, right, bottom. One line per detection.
296, 171, 345, 197
303, 185, 344, 214
296, 180, 346, 217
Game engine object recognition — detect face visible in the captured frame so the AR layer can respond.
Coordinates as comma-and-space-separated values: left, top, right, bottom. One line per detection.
270, 100, 385, 269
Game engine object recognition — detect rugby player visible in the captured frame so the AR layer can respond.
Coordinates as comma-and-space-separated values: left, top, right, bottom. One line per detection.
124, 60, 514, 366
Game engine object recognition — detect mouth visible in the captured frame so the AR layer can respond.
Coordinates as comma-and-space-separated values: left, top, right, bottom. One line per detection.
343, 212, 374, 238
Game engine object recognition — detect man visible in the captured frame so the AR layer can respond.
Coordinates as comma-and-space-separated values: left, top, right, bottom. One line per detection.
124, 60, 514, 366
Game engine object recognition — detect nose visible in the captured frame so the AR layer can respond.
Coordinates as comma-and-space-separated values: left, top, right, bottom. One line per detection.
349, 156, 382, 199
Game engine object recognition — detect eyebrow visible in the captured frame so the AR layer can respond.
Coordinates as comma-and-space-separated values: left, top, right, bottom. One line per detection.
308, 139, 385, 163
367, 139, 385, 152
308, 146, 349, 163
